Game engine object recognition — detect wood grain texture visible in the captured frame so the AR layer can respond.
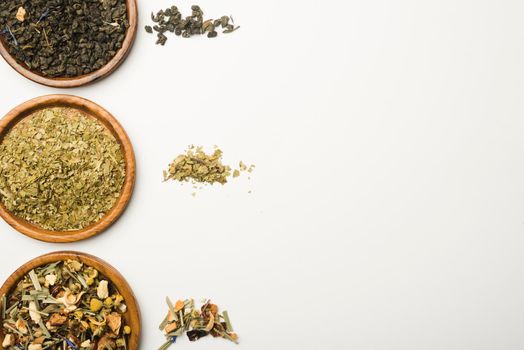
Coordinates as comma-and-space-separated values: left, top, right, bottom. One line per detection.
0, 251, 141, 349
0, 0, 137, 88
0, 94, 136, 243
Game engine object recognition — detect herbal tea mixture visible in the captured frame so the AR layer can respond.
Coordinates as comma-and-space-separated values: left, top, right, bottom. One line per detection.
158, 298, 238, 349
145, 5, 239, 45
163, 146, 254, 194
0, 0, 129, 77
0, 107, 125, 231
0, 260, 131, 350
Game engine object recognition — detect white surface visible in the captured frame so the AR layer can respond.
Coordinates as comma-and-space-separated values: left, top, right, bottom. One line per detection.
1, 0, 524, 349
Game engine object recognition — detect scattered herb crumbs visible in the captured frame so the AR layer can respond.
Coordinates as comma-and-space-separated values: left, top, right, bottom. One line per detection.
163, 146, 254, 195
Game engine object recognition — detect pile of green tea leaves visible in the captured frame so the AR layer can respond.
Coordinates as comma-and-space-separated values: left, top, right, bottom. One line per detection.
0, 260, 131, 350
158, 298, 238, 349
145, 4, 239, 45
0, 107, 126, 231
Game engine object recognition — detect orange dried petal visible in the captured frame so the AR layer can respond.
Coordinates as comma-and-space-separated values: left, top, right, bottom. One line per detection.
174, 300, 185, 312
164, 322, 178, 334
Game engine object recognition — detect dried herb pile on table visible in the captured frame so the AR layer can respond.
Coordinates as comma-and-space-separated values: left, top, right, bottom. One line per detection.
163, 145, 255, 195
0, 0, 129, 77
0, 107, 126, 231
0, 260, 131, 350
158, 298, 238, 349
145, 5, 239, 45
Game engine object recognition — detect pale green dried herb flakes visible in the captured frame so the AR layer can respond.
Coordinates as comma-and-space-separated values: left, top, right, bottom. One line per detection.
0, 107, 126, 231
163, 146, 231, 185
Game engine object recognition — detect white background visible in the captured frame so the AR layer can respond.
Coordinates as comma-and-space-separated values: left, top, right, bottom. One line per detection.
1, 0, 524, 349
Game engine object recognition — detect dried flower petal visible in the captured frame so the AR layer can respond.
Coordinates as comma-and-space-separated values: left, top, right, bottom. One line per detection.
90, 299, 103, 312
174, 300, 184, 312
164, 322, 178, 334
45, 274, 57, 286
49, 313, 67, 326
2, 334, 14, 347
16, 319, 28, 334
107, 312, 122, 334
97, 280, 109, 299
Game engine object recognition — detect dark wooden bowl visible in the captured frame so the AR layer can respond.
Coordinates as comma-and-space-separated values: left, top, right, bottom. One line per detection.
0, 251, 141, 349
0, 95, 136, 243
0, 0, 137, 88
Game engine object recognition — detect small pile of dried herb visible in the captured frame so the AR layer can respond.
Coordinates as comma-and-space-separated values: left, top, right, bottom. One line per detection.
163, 146, 255, 196
0, 260, 131, 350
158, 298, 238, 349
0, 107, 126, 231
0, 0, 129, 78
163, 146, 231, 185
145, 5, 239, 45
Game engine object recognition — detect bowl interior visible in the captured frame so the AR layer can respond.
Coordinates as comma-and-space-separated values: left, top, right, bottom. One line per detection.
0, 95, 136, 242
0, 251, 141, 350
0, 0, 137, 87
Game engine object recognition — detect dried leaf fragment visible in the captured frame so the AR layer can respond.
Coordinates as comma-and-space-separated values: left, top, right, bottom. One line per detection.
187, 329, 209, 342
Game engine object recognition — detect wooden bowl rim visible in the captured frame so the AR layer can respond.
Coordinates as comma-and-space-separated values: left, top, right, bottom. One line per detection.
0, 251, 141, 350
0, 0, 138, 88
0, 94, 136, 243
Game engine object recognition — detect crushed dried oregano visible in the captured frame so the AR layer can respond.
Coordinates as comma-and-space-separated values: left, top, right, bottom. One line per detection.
158, 298, 238, 349
0, 260, 131, 350
163, 146, 254, 192
0, 107, 125, 231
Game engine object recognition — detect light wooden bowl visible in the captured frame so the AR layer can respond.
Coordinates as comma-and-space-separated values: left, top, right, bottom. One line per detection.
0, 0, 137, 88
0, 95, 136, 243
0, 251, 141, 349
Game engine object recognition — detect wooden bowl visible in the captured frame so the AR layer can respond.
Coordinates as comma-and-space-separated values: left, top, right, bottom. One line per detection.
0, 94, 136, 243
0, 0, 137, 88
0, 251, 141, 349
